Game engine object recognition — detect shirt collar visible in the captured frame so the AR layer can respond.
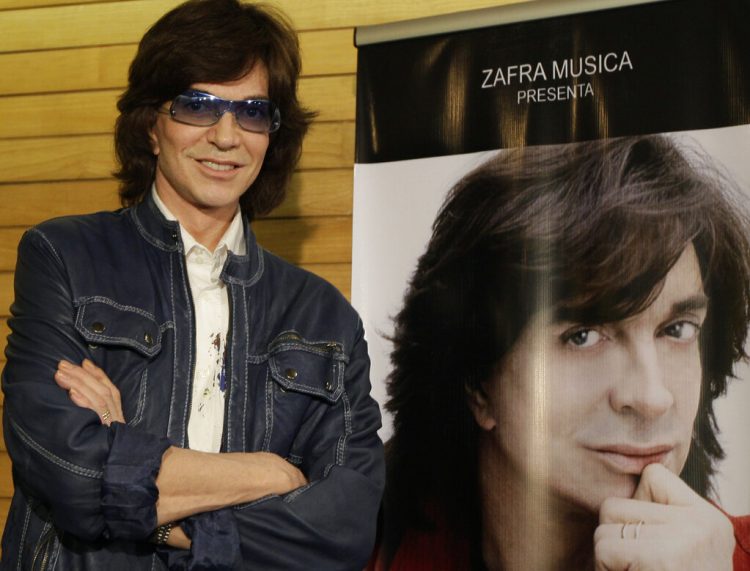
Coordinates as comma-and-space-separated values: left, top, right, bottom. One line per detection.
151, 184, 246, 257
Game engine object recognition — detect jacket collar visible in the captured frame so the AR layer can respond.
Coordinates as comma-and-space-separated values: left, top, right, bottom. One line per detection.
131, 191, 264, 286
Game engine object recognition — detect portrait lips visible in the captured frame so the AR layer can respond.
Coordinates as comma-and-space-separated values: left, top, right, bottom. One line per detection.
589, 444, 674, 475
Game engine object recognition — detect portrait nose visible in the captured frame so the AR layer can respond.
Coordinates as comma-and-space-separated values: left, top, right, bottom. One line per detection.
610, 340, 674, 418
206, 111, 241, 149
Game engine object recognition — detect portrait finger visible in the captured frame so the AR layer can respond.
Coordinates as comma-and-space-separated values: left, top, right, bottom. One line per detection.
599, 496, 679, 525
634, 463, 700, 506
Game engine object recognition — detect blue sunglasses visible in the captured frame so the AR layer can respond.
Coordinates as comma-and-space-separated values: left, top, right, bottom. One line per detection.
164, 89, 281, 134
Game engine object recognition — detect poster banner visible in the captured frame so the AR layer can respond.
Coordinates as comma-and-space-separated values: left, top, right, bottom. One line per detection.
353, 0, 750, 565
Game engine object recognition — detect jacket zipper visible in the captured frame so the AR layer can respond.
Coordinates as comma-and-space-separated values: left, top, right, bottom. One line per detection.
30, 525, 55, 571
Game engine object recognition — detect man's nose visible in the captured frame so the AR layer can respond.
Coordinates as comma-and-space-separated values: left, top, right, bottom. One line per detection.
207, 112, 241, 149
609, 339, 674, 418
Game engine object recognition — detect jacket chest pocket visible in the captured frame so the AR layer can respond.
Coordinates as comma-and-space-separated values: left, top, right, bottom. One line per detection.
74, 297, 164, 426
253, 331, 348, 459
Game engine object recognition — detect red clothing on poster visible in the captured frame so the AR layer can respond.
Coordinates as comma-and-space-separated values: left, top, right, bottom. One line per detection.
369, 514, 750, 570
732, 515, 750, 571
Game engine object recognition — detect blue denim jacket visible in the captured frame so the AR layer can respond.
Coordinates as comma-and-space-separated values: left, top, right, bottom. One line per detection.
1, 195, 384, 570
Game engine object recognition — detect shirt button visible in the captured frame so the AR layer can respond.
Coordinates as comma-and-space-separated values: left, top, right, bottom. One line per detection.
285, 368, 298, 380
92, 322, 105, 333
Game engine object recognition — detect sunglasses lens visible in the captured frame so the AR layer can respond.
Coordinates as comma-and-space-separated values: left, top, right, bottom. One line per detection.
169, 92, 281, 133
235, 100, 281, 133
171, 94, 218, 126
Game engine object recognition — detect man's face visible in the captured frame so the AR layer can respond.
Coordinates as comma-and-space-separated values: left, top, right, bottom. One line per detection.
470, 245, 706, 512
149, 63, 271, 221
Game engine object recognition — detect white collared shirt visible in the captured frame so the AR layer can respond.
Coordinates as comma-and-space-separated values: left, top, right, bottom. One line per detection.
152, 187, 246, 452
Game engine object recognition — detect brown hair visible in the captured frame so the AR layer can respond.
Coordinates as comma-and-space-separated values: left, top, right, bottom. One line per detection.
382, 135, 750, 560
114, 0, 315, 220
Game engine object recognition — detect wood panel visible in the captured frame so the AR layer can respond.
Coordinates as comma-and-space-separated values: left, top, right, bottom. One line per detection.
0, 318, 8, 364
0, 272, 13, 315
0, 0, 526, 53
255, 215, 351, 264
0, 135, 115, 184
0, 498, 9, 531
0, 169, 352, 226
0, 75, 355, 139
0, 122, 353, 183
0, 453, 11, 498
0, 0, 118, 9
300, 262, 350, 298
0, 29, 354, 97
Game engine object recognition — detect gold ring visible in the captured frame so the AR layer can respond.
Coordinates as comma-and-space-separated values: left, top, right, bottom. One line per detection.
101, 409, 111, 422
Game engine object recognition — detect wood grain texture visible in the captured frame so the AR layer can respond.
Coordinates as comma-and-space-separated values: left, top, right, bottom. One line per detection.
0, 454, 11, 497
255, 215, 352, 264
0, 75, 355, 139
0, 317, 7, 362
0, 30, 353, 97
0, 0, 116, 9
0, 271, 13, 315
0, 0, 526, 53
299, 262, 350, 298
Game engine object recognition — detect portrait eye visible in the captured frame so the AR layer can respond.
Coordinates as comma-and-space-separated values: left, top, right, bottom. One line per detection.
662, 320, 700, 342
561, 328, 603, 349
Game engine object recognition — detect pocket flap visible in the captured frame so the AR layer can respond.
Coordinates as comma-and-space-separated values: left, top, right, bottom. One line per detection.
269, 343, 344, 404
74, 298, 162, 357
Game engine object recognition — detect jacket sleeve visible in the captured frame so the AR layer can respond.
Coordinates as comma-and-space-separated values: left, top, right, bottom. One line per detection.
170, 322, 385, 571
233, 325, 384, 570
2, 228, 170, 541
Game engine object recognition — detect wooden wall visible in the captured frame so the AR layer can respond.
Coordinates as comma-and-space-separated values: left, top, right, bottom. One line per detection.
0, 0, 524, 541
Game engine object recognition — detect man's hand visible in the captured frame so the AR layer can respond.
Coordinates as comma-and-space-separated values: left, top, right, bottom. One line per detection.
54, 359, 126, 425
594, 463, 735, 570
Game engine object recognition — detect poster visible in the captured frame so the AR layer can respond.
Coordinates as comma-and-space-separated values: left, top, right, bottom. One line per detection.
353, 0, 750, 566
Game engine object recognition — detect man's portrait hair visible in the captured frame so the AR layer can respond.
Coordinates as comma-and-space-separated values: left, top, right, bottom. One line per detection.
382, 135, 750, 553
114, 0, 315, 220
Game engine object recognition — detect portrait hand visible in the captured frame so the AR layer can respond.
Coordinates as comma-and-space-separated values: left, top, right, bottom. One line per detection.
594, 463, 735, 570
54, 359, 125, 426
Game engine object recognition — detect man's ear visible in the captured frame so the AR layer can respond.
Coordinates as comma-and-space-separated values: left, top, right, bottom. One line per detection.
465, 384, 497, 431
149, 125, 160, 156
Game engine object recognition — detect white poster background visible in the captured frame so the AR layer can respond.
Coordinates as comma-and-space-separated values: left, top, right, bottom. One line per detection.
352, 124, 750, 513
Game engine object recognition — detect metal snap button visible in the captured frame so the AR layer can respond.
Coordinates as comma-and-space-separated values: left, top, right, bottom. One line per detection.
171, 231, 179, 241
325, 380, 333, 392
91, 322, 105, 334
144, 332, 153, 346
285, 368, 298, 380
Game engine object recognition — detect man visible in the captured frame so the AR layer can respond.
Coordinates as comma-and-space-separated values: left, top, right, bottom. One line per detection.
371, 136, 750, 570
1, 1, 383, 569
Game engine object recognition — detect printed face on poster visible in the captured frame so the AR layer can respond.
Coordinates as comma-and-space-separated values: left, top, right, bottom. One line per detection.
352, 2, 750, 546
